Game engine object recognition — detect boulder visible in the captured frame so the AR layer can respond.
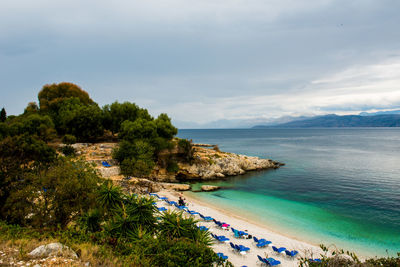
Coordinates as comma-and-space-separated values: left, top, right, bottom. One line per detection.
97, 166, 120, 177
160, 183, 191, 191
201, 185, 220, 192
28, 243, 78, 259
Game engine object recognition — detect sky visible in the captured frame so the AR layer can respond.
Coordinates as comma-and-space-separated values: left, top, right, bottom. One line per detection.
1, 0, 400, 128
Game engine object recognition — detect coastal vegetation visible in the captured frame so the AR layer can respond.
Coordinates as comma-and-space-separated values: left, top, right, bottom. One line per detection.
0, 82, 230, 266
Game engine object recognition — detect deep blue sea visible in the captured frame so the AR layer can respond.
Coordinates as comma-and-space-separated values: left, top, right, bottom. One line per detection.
177, 128, 400, 257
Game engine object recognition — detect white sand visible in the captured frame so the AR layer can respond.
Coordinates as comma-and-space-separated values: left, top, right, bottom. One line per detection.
154, 190, 324, 267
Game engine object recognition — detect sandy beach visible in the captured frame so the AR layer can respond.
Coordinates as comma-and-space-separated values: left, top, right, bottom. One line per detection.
155, 190, 324, 267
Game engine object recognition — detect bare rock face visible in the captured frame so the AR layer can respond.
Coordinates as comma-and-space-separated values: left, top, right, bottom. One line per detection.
97, 166, 120, 177
160, 183, 191, 191
177, 146, 279, 180
201, 185, 220, 191
28, 243, 77, 259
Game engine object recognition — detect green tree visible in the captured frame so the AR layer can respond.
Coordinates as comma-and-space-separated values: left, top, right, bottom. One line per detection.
0, 135, 56, 224
155, 113, 177, 139
58, 98, 104, 141
0, 108, 6, 122
38, 82, 94, 114
119, 119, 157, 142
102, 102, 152, 134
30, 158, 100, 228
23, 102, 39, 115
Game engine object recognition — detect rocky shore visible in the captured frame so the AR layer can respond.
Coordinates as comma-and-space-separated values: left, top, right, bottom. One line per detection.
66, 142, 282, 192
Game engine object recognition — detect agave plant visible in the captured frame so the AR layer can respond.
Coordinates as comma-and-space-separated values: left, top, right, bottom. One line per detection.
97, 182, 123, 214
125, 196, 157, 231
158, 211, 212, 246
78, 209, 102, 233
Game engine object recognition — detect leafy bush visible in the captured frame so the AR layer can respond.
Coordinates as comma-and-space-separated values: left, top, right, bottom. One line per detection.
60, 145, 76, 157
120, 158, 154, 177
178, 138, 194, 162
62, 134, 76, 144
166, 160, 179, 173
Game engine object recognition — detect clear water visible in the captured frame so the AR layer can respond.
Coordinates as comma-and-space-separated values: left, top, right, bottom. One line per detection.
177, 128, 400, 257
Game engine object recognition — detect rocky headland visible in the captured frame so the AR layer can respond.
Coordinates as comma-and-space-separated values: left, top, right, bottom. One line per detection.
66, 141, 282, 192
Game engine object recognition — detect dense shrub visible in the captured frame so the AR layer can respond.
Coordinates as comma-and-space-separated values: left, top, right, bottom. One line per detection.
62, 134, 76, 144
60, 145, 76, 157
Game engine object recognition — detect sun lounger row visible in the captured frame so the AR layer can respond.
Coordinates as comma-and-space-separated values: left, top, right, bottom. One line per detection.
257, 255, 281, 266
230, 242, 250, 254
253, 236, 272, 247
231, 227, 248, 238
211, 233, 230, 242
217, 252, 228, 260
213, 219, 230, 229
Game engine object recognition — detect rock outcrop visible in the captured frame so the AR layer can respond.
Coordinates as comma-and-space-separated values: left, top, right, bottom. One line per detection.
201, 185, 220, 191
72, 142, 281, 183
160, 183, 191, 191
176, 146, 280, 180
28, 243, 78, 259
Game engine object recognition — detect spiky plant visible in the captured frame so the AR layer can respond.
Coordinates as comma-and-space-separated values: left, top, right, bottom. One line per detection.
158, 211, 212, 246
78, 209, 102, 233
97, 182, 123, 214
125, 196, 157, 231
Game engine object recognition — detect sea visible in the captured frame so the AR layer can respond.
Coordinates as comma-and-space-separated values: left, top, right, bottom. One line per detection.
177, 128, 400, 258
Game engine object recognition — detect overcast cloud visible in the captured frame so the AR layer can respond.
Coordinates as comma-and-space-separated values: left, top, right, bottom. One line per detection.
1, 0, 400, 127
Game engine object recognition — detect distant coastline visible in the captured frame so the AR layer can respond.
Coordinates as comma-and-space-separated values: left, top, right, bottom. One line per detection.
253, 114, 400, 128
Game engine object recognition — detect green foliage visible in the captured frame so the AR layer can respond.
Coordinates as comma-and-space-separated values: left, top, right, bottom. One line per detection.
150, 238, 222, 267
158, 211, 212, 246
97, 182, 123, 213
102, 101, 152, 134
38, 82, 94, 114
166, 160, 179, 173
0, 108, 6, 122
23, 102, 39, 114
155, 113, 177, 139
178, 138, 194, 162
119, 119, 157, 141
57, 98, 104, 141
62, 134, 76, 144
78, 209, 102, 233
60, 145, 76, 157
365, 252, 400, 267
7, 114, 56, 141
120, 158, 155, 177
0, 123, 8, 140
30, 158, 100, 228
114, 140, 156, 177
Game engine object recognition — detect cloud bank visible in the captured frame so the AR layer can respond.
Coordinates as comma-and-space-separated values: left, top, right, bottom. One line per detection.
1, 0, 400, 127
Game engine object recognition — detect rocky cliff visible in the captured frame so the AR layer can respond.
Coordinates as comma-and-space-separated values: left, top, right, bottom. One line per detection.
175, 145, 280, 180
66, 142, 281, 183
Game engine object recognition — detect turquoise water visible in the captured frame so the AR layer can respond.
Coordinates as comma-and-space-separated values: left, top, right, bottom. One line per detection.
177, 128, 400, 257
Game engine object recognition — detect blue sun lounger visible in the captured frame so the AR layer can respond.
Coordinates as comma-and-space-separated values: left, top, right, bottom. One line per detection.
217, 252, 228, 260
272, 246, 286, 254
157, 207, 167, 212
285, 250, 298, 257
102, 161, 111, 167
198, 226, 208, 231
309, 259, 322, 263
211, 233, 230, 242
253, 236, 272, 247
186, 209, 199, 215
199, 214, 213, 221
265, 257, 281, 266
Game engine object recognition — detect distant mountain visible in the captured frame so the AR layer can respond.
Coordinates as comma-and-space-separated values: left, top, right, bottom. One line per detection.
175, 115, 312, 129
253, 114, 400, 128
359, 110, 400, 116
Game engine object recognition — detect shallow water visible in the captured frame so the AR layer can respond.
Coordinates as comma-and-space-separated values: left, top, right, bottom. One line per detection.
177, 128, 400, 257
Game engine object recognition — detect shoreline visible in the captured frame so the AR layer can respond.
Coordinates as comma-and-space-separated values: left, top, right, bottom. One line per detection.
158, 189, 325, 267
